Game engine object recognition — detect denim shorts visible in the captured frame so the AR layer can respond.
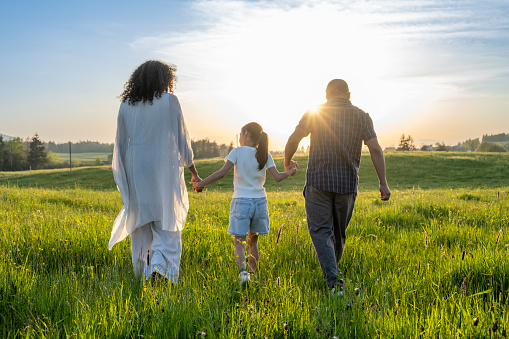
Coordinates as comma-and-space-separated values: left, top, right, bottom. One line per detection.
228, 197, 270, 237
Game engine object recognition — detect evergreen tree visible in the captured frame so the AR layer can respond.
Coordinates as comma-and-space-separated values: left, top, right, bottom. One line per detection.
27, 133, 48, 169
397, 134, 415, 151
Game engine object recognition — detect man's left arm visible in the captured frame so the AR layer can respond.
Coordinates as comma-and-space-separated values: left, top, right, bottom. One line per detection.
365, 138, 391, 200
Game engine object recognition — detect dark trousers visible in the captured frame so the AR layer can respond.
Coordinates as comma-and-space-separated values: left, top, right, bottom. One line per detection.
304, 185, 356, 287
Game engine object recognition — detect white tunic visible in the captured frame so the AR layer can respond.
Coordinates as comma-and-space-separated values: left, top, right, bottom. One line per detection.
109, 93, 194, 250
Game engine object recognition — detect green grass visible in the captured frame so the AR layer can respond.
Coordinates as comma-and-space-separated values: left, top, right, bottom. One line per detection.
1, 152, 509, 337
2, 152, 509, 191
0, 167, 117, 190
53, 152, 111, 162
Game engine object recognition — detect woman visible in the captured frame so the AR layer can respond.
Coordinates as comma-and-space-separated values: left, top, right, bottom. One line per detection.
108, 60, 200, 284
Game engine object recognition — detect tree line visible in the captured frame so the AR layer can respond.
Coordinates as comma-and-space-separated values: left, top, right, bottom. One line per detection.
191, 139, 234, 159
396, 133, 509, 152
45, 141, 114, 153
6, 131, 506, 172
0, 134, 49, 171
0, 134, 239, 171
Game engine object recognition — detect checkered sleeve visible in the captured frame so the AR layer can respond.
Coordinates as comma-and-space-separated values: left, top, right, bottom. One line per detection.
296, 110, 313, 136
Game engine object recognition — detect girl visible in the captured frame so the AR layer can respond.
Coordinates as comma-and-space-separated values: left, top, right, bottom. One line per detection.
193, 122, 297, 285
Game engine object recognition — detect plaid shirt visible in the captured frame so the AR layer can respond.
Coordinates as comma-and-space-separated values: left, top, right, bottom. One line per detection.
297, 98, 377, 194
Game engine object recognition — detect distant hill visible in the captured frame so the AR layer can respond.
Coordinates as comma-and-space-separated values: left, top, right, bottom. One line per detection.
46, 141, 114, 153
1, 153, 509, 190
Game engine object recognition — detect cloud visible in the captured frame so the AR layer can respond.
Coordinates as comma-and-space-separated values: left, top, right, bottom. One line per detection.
129, 0, 509, 147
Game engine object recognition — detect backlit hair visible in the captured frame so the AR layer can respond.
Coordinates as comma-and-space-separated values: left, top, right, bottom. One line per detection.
120, 60, 177, 105
241, 122, 268, 170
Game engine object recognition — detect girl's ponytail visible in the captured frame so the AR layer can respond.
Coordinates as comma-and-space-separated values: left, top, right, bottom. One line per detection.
256, 131, 268, 170
241, 122, 269, 170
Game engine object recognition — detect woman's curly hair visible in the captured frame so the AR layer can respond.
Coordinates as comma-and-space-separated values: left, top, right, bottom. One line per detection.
120, 60, 177, 105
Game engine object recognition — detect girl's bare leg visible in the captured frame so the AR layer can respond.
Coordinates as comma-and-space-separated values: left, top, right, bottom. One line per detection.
234, 236, 247, 271
247, 232, 259, 272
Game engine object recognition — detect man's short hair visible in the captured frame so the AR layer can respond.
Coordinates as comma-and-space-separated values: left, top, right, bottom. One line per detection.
326, 79, 349, 95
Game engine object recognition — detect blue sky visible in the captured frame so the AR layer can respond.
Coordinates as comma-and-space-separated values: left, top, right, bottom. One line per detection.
1, 0, 508, 150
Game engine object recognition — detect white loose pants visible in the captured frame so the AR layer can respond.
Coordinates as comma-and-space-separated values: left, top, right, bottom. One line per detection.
130, 221, 182, 283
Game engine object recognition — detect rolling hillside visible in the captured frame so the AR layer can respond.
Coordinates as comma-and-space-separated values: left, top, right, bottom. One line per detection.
1, 152, 508, 191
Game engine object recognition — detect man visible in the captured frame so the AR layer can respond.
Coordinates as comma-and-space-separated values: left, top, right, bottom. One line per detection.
284, 79, 390, 294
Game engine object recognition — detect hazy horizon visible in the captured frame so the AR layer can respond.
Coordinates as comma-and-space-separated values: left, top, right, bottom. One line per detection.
1, 0, 508, 150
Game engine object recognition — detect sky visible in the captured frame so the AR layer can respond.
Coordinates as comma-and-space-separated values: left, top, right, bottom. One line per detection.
1, 0, 508, 150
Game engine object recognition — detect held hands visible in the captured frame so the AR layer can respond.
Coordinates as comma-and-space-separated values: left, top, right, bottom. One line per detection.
379, 183, 391, 201
285, 160, 298, 176
288, 160, 298, 176
190, 175, 203, 193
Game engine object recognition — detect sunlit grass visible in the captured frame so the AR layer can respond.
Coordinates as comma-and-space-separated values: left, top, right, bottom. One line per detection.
1, 152, 509, 337
1, 184, 508, 337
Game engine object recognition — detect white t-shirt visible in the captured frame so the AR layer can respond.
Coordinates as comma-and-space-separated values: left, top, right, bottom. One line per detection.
225, 146, 275, 198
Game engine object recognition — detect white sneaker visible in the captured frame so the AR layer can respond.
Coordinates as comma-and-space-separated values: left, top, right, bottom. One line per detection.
330, 284, 344, 297
238, 271, 251, 286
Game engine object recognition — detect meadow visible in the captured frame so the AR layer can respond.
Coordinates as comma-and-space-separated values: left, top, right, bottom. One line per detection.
53, 152, 111, 163
1, 152, 509, 337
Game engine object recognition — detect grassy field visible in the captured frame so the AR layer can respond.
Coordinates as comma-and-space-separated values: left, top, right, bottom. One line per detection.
1, 152, 509, 337
53, 152, 111, 162
2, 152, 509, 190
